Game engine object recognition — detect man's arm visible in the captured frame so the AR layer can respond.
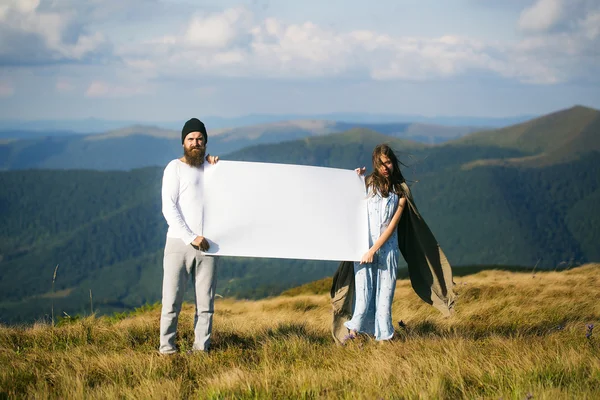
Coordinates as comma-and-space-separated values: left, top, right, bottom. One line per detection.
188, 154, 219, 251
161, 162, 198, 245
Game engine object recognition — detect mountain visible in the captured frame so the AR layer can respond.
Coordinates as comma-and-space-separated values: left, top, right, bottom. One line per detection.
226, 128, 600, 268
225, 128, 429, 169
2, 105, 587, 172
1, 106, 598, 323
202, 112, 535, 129
0, 120, 478, 171
0, 167, 338, 324
0, 130, 81, 141
0, 118, 146, 133
0, 112, 534, 133
211, 120, 479, 145
452, 105, 600, 167
1, 110, 599, 324
85, 125, 175, 140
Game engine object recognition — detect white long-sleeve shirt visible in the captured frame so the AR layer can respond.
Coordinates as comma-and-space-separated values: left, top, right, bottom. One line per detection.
161, 159, 205, 245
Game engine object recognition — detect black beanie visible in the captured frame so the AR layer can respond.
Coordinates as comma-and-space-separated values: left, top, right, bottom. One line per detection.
181, 118, 208, 144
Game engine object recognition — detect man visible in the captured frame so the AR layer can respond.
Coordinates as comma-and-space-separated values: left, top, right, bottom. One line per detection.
159, 117, 219, 354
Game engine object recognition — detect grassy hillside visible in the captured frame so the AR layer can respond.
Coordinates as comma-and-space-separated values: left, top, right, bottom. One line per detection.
228, 128, 528, 173
1, 264, 599, 398
413, 152, 600, 266
54, 120, 478, 146
227, 128, 429, 169
0, 168, 339, 324
226, 129, 600, 267
0, 120, 474, 171
86, 125, 175, 140
453, 105, 600, 167
1, 124, 599, 324
0, 130, 80, 140
0, 135, 182, 171
1, 105, 594, 171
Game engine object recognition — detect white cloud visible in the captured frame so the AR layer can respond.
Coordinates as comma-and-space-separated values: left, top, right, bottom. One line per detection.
519, 0, 564, 33
122, 7, 585, 85
185, 7, 253, 48
249, 21, 354, 76
212, 50, 246, 65
12, 0, 38, 13
513, 0, 600, 83
0, 0, 109, 65
367, 36, 498, 81
518, 0, 600, 35
4, 2, 597, 94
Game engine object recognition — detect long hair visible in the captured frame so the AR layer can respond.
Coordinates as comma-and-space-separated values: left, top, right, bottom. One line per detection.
366, 143, 406, 197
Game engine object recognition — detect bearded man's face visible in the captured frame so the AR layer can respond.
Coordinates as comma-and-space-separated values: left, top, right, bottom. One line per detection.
183, 132, 206, 166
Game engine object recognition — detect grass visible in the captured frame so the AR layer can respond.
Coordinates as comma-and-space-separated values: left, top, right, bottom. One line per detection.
1, 264, 599, 399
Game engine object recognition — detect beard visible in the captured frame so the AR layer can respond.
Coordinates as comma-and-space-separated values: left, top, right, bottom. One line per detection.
183, 145, 206, 167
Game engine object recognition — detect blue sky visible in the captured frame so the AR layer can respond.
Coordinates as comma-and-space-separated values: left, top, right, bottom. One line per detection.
0, 0, 599, 121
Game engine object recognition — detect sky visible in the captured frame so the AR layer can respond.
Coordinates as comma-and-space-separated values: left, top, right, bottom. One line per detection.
0, 0, 599, 121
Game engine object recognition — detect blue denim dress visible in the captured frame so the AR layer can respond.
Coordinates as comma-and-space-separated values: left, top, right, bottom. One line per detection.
344, 188, 400, 340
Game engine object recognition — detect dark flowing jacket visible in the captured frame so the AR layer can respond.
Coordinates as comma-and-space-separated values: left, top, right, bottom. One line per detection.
330, 182, 456, 344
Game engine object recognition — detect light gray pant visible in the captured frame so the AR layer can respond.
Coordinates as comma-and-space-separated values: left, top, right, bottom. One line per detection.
159, 237, 217, 353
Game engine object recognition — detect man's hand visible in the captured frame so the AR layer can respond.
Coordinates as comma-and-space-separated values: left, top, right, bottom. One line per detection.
191, 236, 210, 252
206, 154, 219, 165
360, 249, 374, 264
355, 167, 366, 176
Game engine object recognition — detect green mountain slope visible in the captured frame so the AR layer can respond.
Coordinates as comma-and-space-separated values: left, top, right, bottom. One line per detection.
0, 121, 480, 171
227, 128, 429, 169
414, 153, 600, 265
1, 118, 599, 324
453, 105, 600, 167
0, 135, 181, 171
0, 168, 338, 323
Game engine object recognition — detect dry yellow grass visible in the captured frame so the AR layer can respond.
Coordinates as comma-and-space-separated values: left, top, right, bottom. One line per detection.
1, 264, 599, 399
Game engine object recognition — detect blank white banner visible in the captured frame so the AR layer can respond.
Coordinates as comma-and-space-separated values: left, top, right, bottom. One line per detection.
202, 160, 369, 261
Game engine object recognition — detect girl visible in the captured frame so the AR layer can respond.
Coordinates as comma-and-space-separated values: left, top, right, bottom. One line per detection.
344, 143, 407, 342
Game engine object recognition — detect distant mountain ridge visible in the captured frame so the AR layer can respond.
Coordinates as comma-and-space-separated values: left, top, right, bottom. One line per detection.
1, 144, 598, 323
454, 105, 600, 168
0, 112, 536, 133
0, 120, 478, 171
89, 120, 477, 144
84, 125, 175, 140
1, 105, 598, 324
0, 106, 599, 170
1, 105, 592, 171
225, 128, 429, 169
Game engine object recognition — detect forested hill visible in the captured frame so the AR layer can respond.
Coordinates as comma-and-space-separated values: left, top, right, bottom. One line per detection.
451, 105, 600, 167
1, 122, 599, 323
0, 120, 477, 171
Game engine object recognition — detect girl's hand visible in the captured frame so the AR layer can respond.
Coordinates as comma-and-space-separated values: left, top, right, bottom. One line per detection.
355, 167, 366, 176
360, 250, 374, 264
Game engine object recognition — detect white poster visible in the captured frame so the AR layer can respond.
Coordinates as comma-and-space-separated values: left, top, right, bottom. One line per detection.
202, 161, 369, 261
